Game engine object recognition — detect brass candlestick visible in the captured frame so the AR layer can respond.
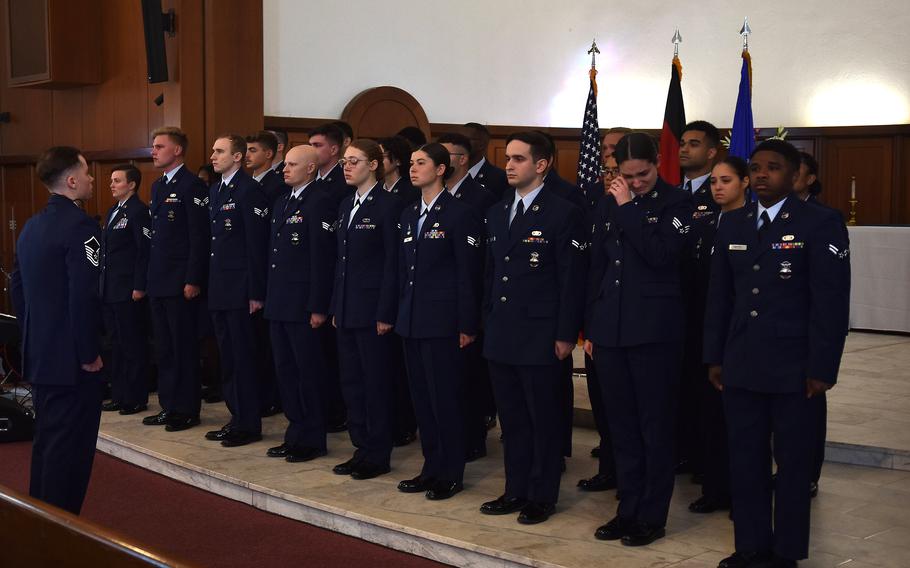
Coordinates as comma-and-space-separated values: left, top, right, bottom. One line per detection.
848, 199, 858, 225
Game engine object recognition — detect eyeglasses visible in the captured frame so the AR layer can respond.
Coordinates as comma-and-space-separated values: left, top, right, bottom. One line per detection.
340, 157, 371, 167
448, 152, 466, 158
601, 167, 620, 176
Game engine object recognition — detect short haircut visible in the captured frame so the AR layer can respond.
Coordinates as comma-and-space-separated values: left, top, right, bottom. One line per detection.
308, 123, 345, 148
436, 132, 472, 155
799, 151, 822, 195
217, 133, 248, 156
463, 122, 490, 137
416, 142, 454, 181
268, 129, 288, 147
379, 135, 413, 179
614, 132, 659, 165
683, 120, 720, 148
751, 139, 801, 173
330, 120, 354, 141
506, 131, 552, 163
603, 126, 632, 136
151, 126, 189, 152
111, 163, 142, 189
716, 156, 750, 180
348, 139, 385, 181
397, 126, 427, 148
36, 146, 84, 188
246, 130, 278, 155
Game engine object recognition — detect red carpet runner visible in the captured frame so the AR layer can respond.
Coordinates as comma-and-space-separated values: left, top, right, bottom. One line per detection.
0, 442, 443, 568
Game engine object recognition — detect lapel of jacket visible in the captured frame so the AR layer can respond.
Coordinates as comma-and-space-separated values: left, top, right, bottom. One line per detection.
754, 195, 798, 261
505, 187, 546, 252
490, 199, 511, 257
417, 190, 450, 245
348, 183, 381, 232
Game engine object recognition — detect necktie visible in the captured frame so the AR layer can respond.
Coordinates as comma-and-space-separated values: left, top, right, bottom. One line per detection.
685, 180, 692, 193
108, 204, 121, 224
417, 208, 428, 235
509, 199, 524, 235
758, 211, 771, 241
348, 198, 361, 228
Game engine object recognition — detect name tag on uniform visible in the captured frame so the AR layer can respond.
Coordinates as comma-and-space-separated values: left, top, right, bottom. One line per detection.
403, 236, 413, 243
354, 224, 376, 230
729, 244, 748, 251
165, 197, 180, 203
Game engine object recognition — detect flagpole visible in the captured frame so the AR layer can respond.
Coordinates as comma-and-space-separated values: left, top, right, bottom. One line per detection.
587, 39, 600, 95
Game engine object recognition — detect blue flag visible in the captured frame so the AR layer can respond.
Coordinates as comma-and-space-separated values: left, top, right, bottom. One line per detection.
729, 51, 754, 160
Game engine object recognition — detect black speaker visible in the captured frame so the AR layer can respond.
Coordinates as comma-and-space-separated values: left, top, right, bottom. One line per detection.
0, 397, 34, 443
140, 0, 174, 84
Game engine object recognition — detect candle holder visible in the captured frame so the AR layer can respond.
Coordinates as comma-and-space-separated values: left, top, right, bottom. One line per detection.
848, 199, 858, 226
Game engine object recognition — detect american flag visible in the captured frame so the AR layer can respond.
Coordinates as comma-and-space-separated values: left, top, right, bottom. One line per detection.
576, 68, 602, 193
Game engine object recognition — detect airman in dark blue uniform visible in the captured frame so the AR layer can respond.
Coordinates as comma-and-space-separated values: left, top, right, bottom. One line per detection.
464, 122, 510, 201
101, 164, 151, 416
585, 133, 693, 547
205, 134, 270, 447
705, 140, 850, 568
330, 139, 403, 479
479, 132, 586, 525
395, 143, 483, 501
145, 127, 210, 431
263, 144, 337, 462
11, 146, 103, 515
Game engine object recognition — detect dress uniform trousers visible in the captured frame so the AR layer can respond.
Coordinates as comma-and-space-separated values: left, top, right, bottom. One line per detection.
585, 353, 616, 476
102, 300, 149, 407
319, 326, 347, 427
811, 393, 826, 484
30, 372, 104, 515
489, 360, 565, 504
463, 336, 489, 456
252, 310, 280, 413
404, 337, 466, 484
560, 357, 574, 457
698, 367, 730, 502
270, 320, 327, 451
150, 296, 201, 417
595, 341, 681, 527
212, 309, 260, 434
391, 335, 417, 438
724, 386, 819, 560
337, 327, 395, 466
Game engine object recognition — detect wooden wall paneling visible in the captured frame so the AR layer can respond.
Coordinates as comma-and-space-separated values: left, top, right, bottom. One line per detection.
822, 137, 893, 225
51, 89, 84, 147
341, 86, 431, 141
1, 165, 35, 266
204, 0, 264, 146
109, 0, 152, 151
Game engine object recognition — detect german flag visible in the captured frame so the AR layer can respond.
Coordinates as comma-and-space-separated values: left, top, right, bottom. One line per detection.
658, 56, 685, 185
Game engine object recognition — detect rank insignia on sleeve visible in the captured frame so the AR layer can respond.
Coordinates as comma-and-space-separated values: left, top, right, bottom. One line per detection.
466, 235, 480, 247
828, 244, 849, 258
84, 236, 101, 267
142, 227, 151, 239
253, 206, 269, 218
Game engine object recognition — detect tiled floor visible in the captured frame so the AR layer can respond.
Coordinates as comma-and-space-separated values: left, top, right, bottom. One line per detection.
97, 331, 910, 568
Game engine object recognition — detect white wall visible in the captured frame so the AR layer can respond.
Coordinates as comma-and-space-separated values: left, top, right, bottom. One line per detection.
264, 0, 910, 129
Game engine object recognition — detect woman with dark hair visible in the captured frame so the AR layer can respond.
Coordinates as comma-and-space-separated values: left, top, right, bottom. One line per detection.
394, 143, 483, 500
794, 152, 821, 202
584, 132, 693, 546
683, 156, 750, 516
197, 164, 216, 187
379, 135, 420, 204
329, 139, 401, 480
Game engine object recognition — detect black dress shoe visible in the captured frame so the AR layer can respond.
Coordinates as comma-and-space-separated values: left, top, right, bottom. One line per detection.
332, 457, 361, 475
517, 502, 555, 524
426, 480, 463, 500
398, 475, 434, 493
594, 516, 634, 541
220, 430, 263, 447
266, 443, 291, 458
165, 414, 201, 432
102, 401, 122, 412
577, 472, 617, 492
480, 495, 528, 515
590, 445, 601, 458
689, 495, 732, 514
717, 551, 772, 568
260, 404, 282, 418
118, 403, 148, 415
465, 447, 487, 462
285, 446, 327, 462
621, 522, 665, 547
205, 424, 233, 441
350, 462, 391, 480
326, 420, 348, 433
809, 481, 819, 498
142, 411, 170, 426
393, 431, 416, 447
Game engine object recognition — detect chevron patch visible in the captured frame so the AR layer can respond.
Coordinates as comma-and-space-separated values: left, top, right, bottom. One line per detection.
84, 236, 100, 267
253, 206, 269, 218
466, 235, 479, 247
193, 196, 209, 207
142, 227, 151, 239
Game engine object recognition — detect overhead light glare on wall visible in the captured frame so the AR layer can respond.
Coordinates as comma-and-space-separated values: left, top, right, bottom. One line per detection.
805, 78, 910, 126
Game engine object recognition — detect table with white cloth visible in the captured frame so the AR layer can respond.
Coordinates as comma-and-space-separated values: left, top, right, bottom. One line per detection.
847, 225, 910, 333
